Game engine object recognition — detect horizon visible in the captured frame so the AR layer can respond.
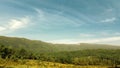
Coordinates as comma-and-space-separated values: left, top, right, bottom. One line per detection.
0, 35, 120, 46
0, 0, 120, 45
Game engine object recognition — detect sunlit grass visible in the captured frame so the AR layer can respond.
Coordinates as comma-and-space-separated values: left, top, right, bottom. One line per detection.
0, 59, 108, 68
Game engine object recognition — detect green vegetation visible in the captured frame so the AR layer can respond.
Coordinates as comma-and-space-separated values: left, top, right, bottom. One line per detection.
0, 44, 120, 68
0, 59, 108, 68
0, 36, 120, 53
0, 36, 120, 68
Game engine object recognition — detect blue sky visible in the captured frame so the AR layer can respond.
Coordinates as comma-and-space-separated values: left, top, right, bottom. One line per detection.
0, 0, 120, 45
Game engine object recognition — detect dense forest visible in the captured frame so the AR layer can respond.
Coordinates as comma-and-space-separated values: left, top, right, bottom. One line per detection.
0, 36, 120, 68
0, 45, 120, 67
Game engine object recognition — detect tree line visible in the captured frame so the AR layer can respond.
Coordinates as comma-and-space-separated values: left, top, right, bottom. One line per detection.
0, 45, 120, 67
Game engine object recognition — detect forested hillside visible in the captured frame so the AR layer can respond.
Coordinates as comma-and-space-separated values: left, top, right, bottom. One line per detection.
0, 36, 120, 53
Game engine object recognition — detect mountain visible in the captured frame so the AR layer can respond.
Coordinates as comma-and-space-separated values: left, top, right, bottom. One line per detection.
0, 36, 120, 53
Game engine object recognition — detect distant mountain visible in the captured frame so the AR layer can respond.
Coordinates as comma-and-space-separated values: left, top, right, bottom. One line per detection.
0, 36, 120, 53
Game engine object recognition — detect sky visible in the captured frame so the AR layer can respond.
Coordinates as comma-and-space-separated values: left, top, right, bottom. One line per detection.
0, 0, 120, 45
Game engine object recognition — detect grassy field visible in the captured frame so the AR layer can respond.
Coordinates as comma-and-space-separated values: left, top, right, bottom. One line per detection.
0, 59, 108, 68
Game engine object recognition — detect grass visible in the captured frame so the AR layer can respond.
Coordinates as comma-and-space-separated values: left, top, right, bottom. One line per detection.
0, 59, 109, 68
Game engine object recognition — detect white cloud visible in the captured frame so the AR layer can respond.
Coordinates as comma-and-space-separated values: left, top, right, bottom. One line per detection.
47, 39, 79, 44
79, 33, 94, 37
98, 32, 120, 36
47, 32, 120, 45
0, 26, 6, 31
82, 36, 120, 43
8, 17, 30, 30
101, 17, 116, 23
0, 16, 30, 34
47, 36, 120, 45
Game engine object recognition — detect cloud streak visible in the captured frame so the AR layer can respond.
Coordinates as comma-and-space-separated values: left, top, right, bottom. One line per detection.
101, 17, 116, 23
34, 8, 83, 29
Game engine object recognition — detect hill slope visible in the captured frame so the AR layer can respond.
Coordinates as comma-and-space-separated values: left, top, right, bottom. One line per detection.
0, 36, 120, 53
